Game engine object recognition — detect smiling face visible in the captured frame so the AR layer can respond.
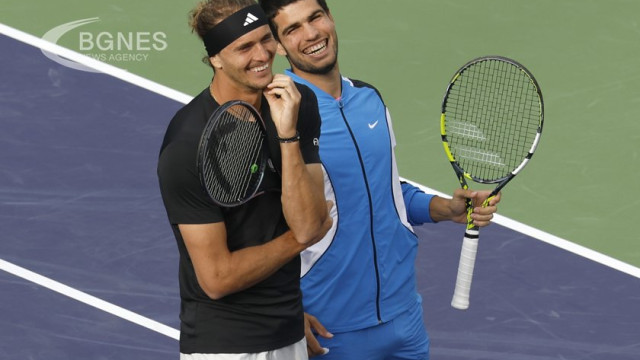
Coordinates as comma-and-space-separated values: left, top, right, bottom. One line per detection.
211, 24, 277, 93
271, 0, 338, 76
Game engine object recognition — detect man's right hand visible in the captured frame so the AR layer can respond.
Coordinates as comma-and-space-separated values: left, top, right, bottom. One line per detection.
304, 313, 333, 357
264, 74, 300, 139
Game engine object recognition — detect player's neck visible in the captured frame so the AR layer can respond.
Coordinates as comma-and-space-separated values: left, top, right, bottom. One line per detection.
293, 65, 341, 99
210, 77, 262, 109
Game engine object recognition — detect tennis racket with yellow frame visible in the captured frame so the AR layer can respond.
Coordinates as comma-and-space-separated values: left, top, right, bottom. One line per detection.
441, 56, 544, 310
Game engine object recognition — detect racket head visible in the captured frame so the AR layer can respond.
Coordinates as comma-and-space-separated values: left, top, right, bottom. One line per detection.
197, 100, 268, 207
440, 56, 544, 187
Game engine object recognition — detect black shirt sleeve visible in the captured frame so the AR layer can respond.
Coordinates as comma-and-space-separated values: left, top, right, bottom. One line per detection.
157, 92, 224, 225
158, 139, 224, 225
295, 84, 322, 165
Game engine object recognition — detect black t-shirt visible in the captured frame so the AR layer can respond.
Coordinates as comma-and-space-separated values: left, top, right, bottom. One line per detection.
157, 84, 321, 354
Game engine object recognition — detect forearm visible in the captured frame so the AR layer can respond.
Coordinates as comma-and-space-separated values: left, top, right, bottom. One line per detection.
195, 230, 305, 300
429, 190, 493, 225
419, 189, 499, 225
428, 195, 458, 222
279, 143, 328, 243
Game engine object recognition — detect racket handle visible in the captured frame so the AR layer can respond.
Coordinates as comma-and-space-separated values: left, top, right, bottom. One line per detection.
451, 228, 479, 310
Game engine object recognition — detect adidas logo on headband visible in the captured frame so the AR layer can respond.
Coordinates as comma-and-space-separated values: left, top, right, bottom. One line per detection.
244, 13, 258, 26
203, 4, 268, 56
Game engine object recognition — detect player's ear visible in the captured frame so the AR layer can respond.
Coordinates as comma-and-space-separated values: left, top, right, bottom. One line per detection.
210, 55, 222, 69
276, 43, 287, 56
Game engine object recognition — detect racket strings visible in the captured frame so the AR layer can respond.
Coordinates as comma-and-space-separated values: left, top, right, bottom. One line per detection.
203, 104, 265, 204
445, 59, 541, 182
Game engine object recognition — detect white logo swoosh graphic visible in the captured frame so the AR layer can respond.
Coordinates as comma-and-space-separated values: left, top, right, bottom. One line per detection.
41, 17, 101, 73
368, 120, 379, 129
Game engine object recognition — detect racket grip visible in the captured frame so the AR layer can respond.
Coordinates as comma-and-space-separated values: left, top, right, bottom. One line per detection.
451, 229, 479, 310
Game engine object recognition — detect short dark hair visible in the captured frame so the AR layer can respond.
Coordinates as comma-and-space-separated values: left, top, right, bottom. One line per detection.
259, 0, 329, 39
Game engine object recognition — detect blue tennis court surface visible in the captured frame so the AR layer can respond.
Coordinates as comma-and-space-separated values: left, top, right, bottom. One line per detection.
1, 34, 639, 359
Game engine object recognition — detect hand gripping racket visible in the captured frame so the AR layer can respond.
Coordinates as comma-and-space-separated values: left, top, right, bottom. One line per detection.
441, 56, 544, 310
197, 100, 268, 207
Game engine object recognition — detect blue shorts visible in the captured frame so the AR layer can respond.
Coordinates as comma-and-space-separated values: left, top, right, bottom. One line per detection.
317, 298, 429, 360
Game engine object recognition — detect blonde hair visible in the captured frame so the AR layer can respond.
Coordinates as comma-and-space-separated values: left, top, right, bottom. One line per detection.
189, 0, 256, 38
189, 0, 257, 67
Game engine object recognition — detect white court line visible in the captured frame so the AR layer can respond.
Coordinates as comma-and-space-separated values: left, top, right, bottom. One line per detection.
0, 22, 182, 340
0, 259, 180, 340
1, 21, 638, 341
0, 22, 192, 105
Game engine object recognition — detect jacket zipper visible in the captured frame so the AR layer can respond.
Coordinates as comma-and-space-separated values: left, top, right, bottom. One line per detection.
338, 100, 382, 323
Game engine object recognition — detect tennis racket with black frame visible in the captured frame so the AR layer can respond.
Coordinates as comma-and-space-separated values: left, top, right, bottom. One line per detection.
440, 55, 544, 310
197, 100, 269, 207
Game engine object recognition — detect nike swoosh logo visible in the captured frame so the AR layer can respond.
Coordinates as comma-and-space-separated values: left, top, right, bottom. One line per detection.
368, 120, 379, 129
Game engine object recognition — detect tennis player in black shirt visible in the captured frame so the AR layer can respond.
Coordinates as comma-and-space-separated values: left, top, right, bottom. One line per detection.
157, 0, 331, 358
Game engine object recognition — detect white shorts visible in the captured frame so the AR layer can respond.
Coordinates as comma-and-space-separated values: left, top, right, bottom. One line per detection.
180, 338, 308, 360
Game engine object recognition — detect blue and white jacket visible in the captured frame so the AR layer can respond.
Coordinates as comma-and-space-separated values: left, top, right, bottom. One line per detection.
287, 70, 436, 333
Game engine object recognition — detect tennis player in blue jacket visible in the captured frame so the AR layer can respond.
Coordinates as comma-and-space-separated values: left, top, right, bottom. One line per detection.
260, 0, 501, 359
